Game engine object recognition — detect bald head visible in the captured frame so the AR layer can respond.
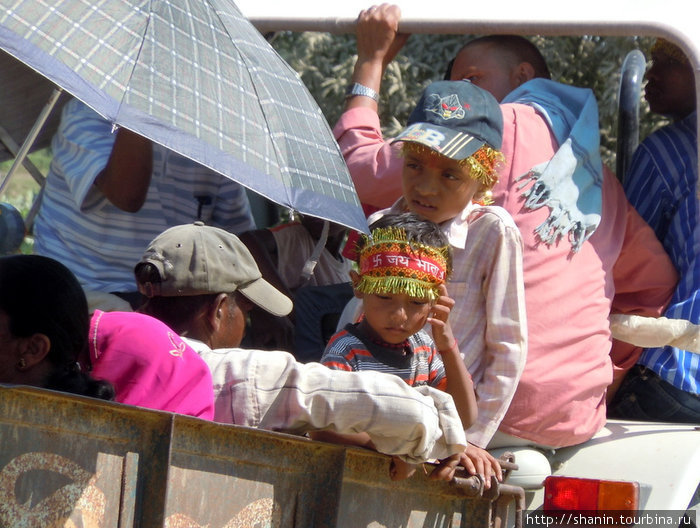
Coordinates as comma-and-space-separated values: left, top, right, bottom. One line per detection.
446, 35, 550, 102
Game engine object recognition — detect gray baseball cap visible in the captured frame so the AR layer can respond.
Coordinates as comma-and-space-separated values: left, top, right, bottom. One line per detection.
136, 222, 292, 317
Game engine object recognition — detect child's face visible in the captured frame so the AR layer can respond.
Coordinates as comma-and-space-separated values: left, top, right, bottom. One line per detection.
402, 148, 480, 225
360, 291, 432, 345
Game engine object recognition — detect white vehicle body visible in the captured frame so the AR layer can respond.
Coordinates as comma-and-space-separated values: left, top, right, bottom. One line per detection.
236, 0, 700, 517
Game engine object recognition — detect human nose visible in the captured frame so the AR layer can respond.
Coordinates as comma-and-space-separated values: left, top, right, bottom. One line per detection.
388, 302, 408, 323
413, 171, 439, 195
645, 61, 661, 81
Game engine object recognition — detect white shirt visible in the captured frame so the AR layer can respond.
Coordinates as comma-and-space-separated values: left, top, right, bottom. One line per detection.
184, 337, 467, 463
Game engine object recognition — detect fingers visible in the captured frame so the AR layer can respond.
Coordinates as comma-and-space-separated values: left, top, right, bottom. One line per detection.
429, 453, 461, 481
463, 445, 503, 489
359, 3, 401, 21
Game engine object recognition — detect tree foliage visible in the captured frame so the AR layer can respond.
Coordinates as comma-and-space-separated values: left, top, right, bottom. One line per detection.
269, 31, 665, 170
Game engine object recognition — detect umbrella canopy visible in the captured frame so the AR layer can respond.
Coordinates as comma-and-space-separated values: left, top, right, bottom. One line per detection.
0, 0, 368, 233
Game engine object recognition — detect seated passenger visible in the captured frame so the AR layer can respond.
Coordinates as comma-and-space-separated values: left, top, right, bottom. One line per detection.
0, 254, 113, 400
609, 39, 699, 422
135, 221, 471, 477
343, 78, 527, 476
321, 212, 477, 429
0, 254, 215, 418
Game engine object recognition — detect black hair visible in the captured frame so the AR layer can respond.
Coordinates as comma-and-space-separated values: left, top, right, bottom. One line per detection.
0, 255, 114, 400
445, 35, 551, 80
360, 212, 453, 276
134, 262, 220, 333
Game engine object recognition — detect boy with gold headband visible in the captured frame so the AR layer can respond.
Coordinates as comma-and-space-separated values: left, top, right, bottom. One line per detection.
319, 212, 478, 480
321, 212, 477, 430
352, 80, 527, 482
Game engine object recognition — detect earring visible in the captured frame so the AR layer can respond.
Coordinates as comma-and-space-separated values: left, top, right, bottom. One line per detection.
17, 357, 26, 370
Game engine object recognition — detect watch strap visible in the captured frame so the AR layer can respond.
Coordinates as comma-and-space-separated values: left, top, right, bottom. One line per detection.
345, 82, 379, 102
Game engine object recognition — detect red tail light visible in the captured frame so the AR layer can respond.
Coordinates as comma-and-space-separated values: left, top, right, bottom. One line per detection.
544, 476, 639, 513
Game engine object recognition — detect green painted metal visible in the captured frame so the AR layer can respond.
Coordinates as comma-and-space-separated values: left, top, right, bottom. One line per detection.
0, 385, 503, 527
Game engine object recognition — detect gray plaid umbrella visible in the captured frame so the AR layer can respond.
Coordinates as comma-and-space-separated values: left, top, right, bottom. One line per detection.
0, 0, 367, 233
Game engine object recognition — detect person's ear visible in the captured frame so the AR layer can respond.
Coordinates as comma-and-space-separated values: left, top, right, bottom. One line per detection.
349, 270, 364, 299
207, 293, 230, 331
513, 62, 536, 86
16, 333, 51, 371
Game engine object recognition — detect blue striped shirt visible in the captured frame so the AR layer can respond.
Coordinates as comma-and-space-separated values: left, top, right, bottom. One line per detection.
624, 111, 699, 394
34, 99, 256, 292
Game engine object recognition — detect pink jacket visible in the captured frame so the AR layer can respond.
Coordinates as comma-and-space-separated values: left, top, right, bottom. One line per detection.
334, 105, 677, 447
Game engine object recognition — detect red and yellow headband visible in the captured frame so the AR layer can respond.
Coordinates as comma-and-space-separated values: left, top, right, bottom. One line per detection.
356, 226, 450, 301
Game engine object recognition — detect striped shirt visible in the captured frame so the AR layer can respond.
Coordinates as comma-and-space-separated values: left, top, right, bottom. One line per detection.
34, 98, 256, 293
624, 111, 699, 394
321, 324, 448, 390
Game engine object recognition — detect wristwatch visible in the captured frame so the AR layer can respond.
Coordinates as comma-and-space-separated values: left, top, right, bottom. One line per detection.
345, 82, 379, 102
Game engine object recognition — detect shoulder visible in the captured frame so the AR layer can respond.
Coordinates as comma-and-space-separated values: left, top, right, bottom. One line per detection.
408, 329, 436, 348
467, 205, 521, 235
639, 116, 697, 156
59, 98, 113, 137
91, 311, 188, 360
323, 327, 361, 355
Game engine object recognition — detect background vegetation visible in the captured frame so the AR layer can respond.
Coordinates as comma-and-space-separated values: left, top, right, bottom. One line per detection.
2, 32, 667, 253
268, 32, 664, 167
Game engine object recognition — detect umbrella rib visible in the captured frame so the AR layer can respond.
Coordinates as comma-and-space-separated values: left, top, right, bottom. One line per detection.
112, 1, 155, 131
205, 0, 290, 182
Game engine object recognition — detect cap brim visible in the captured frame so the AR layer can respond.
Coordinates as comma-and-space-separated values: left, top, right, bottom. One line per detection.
393, 122, 484, 160
238, 277, 293, 317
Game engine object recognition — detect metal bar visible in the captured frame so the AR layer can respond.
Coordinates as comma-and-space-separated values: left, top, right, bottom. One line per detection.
0, 125, 46, 187
0, 87, 61, 196
616, 49, 647, 183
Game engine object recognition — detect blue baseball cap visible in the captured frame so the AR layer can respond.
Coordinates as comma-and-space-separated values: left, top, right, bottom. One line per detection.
393, 80, 503, 159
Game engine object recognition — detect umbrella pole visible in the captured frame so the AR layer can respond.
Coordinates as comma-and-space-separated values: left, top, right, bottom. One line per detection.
0, 87, 63, 196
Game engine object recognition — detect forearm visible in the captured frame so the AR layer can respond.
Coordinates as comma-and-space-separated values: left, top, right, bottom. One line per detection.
250, 353, 467, 462
440, 345, 478, 429
94, 127, 153, 212
309, 430, 375, 450
343, 3, 406, 112
333, 109, 403, 208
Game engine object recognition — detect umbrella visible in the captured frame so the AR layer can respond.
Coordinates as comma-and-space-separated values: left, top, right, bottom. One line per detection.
0, 0, 368, 234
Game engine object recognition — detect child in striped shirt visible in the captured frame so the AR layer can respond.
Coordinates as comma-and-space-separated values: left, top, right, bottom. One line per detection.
320, 212, 477, 431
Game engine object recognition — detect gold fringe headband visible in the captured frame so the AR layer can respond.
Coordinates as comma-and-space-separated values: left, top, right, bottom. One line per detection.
356, 226, 450, 301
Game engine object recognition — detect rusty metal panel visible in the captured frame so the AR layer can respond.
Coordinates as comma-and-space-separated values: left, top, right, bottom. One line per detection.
162, 415, 346, 527
0, 385, 504, 528
0, 385, 172, 528
335, 448, 492, 528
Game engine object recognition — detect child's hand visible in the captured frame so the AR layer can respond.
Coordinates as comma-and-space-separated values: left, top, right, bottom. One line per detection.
389, 456, 417, 481
427, 284, 457, 352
